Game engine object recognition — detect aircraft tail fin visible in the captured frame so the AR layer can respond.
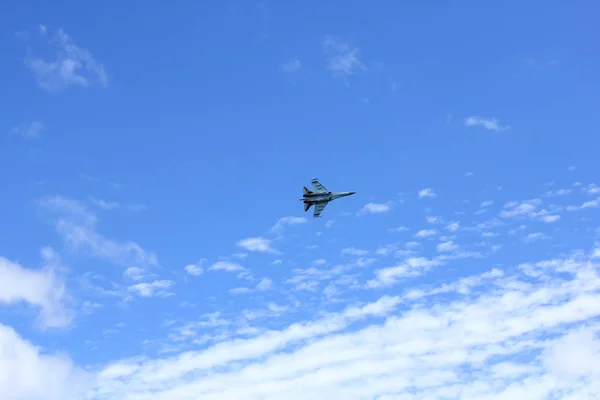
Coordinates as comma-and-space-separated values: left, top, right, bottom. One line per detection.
303, 186, 313, 195
304, 202, 313, 212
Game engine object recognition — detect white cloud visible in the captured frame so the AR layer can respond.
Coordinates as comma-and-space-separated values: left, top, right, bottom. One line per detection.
128, 280, 174, 297
237, 237, 278, 254
388, 226, 409, 233
464, 116, 510, 132
88, 197, 145, 212
546, 188, 571, 197
415, 229, 437, 238
256, 278, 273, 291
10, 169, 600, 400
59, 218, 157, 267
446, 221, 460, 232
209, 261, 245, 272
500, 198, 562, 224
542, 328, 600, 380
367, 257, 443, 287
39, 195, 158, 268
39, 195, 97, 226
9, 121, 43, 138
229, 287, 252, 295
0, 253, 71, 329
584, 184, 600, 195
436, 240, 458, 253
323, 36, 365, 79
567, 197, 600, 211
271, 216, 307, 233
542, 215, 560, 223
184, 264, 203, 276
500, 199, 541, 218
0, 324, 91, 399
375, 244, 397, 256
6, 239, 600, 399
522, 232, 550, 243
418, 188, 436, 198
360, 202, 391, 214
341, 247, 369, 257
123, 266, 145, 281
88, 197, 119, 210
281, 58, 301, 72
25, 27, 108, 92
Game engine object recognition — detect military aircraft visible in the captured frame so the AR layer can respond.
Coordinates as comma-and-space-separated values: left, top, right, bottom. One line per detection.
300, 178, 355, 218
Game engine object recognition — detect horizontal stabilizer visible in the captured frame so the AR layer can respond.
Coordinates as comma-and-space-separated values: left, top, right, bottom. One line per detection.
304, 202, 313, 212
303, 186, 313, 195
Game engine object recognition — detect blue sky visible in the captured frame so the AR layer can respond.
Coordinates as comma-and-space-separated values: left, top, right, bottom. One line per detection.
1, 1, 600, 399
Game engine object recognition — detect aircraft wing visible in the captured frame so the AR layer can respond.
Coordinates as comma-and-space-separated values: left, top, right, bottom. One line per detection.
313, 201, 329, 217
311, 179, 328, 193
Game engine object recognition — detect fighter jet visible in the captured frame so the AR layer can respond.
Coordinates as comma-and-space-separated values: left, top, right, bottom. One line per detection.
300, 178, 355, 218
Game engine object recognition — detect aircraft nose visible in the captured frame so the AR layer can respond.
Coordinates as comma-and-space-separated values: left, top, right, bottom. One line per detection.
349, 191, 356, 195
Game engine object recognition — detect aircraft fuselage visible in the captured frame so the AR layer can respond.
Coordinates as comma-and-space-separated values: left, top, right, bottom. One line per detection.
300, 191, 355, 204
300, 179, 355, 217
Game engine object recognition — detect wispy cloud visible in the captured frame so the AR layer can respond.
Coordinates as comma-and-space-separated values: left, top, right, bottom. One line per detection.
25, 27, 108, 92
88, 197, 146, 212
123, 266, 146, 281
38, 195, 158, 268
418, 188, 436, 198
270, 216, 306, 234
584, 184, 600, 195
500, 198, 561, 223
522, 232, 550, 243
542, 215, 560, 223
545, 188, 571, 197
360, 202, 391, 214
464, 116, 510, 132
237, 237, 278, 254
415, 229, 437, 238
9, 121, 43, 138
323, 36, 365, 80
184, 264, 203, 276
446, 221, 460, 232
388, 226, 409, 233
366, 257, 443, 287
566, 197, 600, 211
7, 176, 600, 399
341, 247, 369, 257
209, 261, 245, 272
231, 277, 273, 295
255, 278, 273, 291
128, 280, 175, 297
436, 240, 458, 252
281, 58, 301, 72
89, 197, 119, 210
